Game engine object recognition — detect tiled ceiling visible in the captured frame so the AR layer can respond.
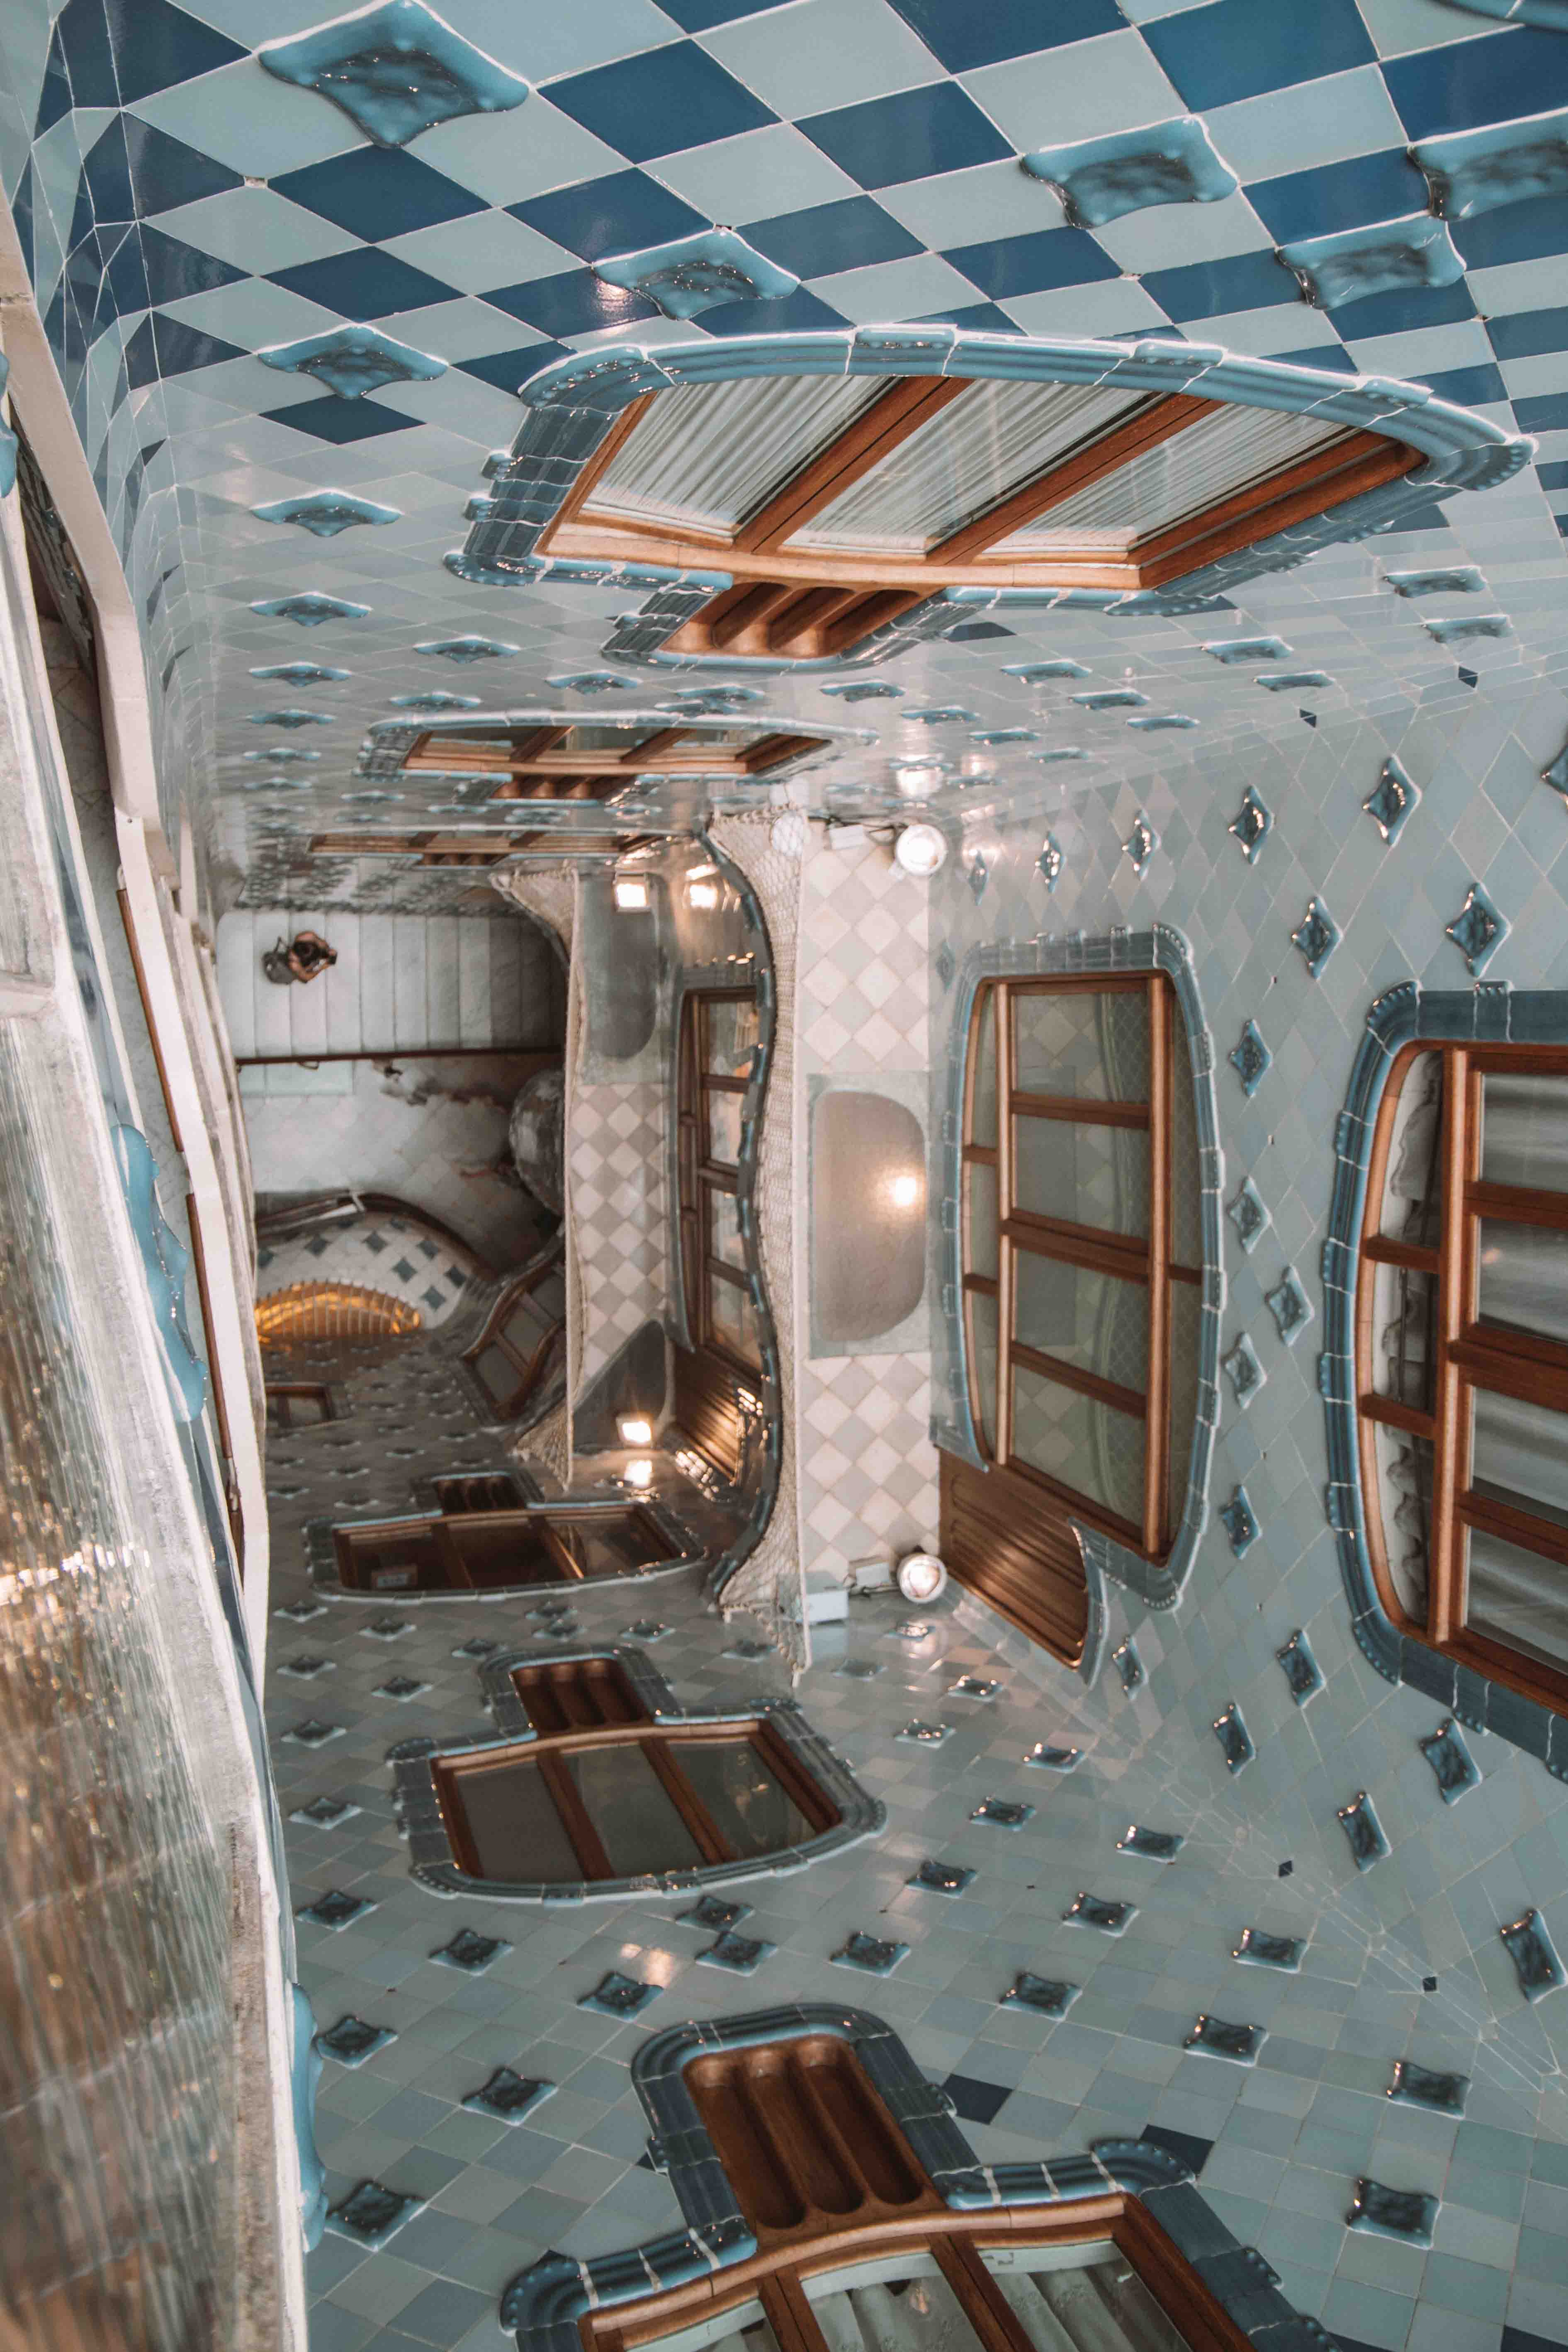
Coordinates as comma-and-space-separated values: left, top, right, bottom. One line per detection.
5, 0, 1568, 898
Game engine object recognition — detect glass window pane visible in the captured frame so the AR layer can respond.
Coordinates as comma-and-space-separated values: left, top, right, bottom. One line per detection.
967, 1289, 998, 1454
1169, 1004, 1202, 1268
1014, 1251, 1148, 1392
1011, 1364, 1143, 1523
790, 379, 1150, 556
707, 1089, 744, 1167
987, 2254, 1192, 2352
449, 1756, 582, 1883
564, 1744, 704, 1876
1380, 1053, 1443, 1247
551, 1511, 673, 1577
1014, 1114, 1150, 1240
1370, 1262, 1437, 1412
966, 1162, 998, 1278
672, 1739, 812, 1858
705, 997, 759, 1079
588, 373, 883, 535
1167, 1280, 1201, 1540
708, 1187, 746, 1270
1471, 1389, 1568, 1529
1480, 1070, 1568, 1194
709, 1273, 762, 1369
1465, 1527, 1568, 1673
970, 990, 997, 1145
995, 405, 1351, 553
1478, 1220, 1568, 1348
807, 2257, 984, 2352
1014, 988, 1150, 1102
1372, 1423, 1432, 1620
635, 2301, 781, 2352
474, 1344, 520, 1406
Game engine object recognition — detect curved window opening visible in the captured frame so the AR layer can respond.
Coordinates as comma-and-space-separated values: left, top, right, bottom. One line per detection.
1359, 1042, 1568, 1709
460, 1261, 566, 1422
539, 369, 1421, 659
946, 972, 1204, 1658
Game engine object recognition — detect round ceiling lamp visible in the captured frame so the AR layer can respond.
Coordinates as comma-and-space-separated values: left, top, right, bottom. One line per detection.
894, 823, 947, 878
895, 1550, 948, 1604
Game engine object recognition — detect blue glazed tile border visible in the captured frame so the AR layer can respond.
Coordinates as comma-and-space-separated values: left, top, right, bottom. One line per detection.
1320, 981, 1568, 1781
935, 925, 1223, 1665
498, 2004, 1336, 2352
390, 1644, 885, 1901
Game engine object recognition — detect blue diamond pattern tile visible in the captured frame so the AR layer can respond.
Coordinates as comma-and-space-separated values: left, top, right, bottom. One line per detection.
461, 2068, 555, 2123
549, 45, 776, 164
258, 2, 531, 151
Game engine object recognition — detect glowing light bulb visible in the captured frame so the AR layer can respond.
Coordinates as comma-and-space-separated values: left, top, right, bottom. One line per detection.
894, 822, 947, 878
624, 1457, 653, 1489
618, 1416, 653, 1446
896, 1551, 947, 1603
688, 880, 719, 909
613, 876, 649, 911
889, 1172, 920, 1209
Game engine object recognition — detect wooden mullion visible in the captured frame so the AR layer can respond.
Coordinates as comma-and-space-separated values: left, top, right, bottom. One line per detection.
1466, 1178, 1568, 1232
765, 584, 865, 652
537, 1520, 587, 1583
964, 1142, 999, 1167
706, 583, 802, 650
759, 2272, 834, 2352
537, 1752, 615, 1880
1171, 1262, 1202, 1285
964, 1272, 999, 1299
1145, 975, 1171, 1556
1360, 1392, 1437, 1441
996, 982, 1014, 1467
738, 732, 826, 773
642, 1738, 733, 1865
817, 589, 926, 656
933, 392, 1212, 564
1011, 1090, 1150, 1129
1428, 1048, 1469, 1646
1451, 1340, 1568, 1415
1457, 1487, 1568, 1571
621, 726, 687, 766
932, 2237, 1043, 2352
1011, 1339, 1146, 1422
1363, 1233, 1441, 1274
737, 375, 970, 555
1004, 1214, 1149, 1284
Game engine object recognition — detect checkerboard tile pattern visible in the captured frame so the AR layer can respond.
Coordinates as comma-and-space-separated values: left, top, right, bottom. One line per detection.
570, 1080, 668, 1388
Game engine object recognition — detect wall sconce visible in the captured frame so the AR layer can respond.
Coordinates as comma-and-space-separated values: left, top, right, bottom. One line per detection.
618, 1416, 653, 1446
613, 875, 649, 911
687, 880, 719, 910
887, 1171, 921, 1211
896, 1551, 947, 1604
623, 1457, 653, 1489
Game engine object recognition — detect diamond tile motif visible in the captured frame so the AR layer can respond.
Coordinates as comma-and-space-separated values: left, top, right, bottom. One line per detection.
830, 1931, 908, 1975
258, 0, 531, 148
461, 2067, 556, 2124
1363, 753, 1420, 846
909, 1859, 975, 1895
1001, 1971, 1080, 2017
1419, 1717, 1480, 1804
1229, 1021, 1271, 1098
579, 1970, 661, 2017
326, 2179, 425, 2247
314, 2014, 397, 2066
698, 1931, 776, 1973
1445, 880, 1508, 976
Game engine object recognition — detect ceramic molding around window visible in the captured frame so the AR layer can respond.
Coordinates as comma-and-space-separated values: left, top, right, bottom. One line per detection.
1321, 980, 1568, 1780
935, 924, 1225, 1658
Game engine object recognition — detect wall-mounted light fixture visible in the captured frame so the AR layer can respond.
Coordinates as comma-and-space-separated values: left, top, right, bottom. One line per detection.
893, 822, 947, 878
613, 874, 649, 911
623, 1457, 653, 1489
896, 1550, 948, 1604
617, 1416, 653, 1446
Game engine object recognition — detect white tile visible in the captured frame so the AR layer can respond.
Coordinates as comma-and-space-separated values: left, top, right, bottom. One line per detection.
393, 917, 430, 1050
1202, 66, 1408, 183
961, 29, 1184, 151
652, 122, 861, 226
702, 0, 942, 119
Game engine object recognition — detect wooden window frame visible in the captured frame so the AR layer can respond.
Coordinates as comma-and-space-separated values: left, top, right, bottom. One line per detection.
1357, 1040, 1568, 1716
677, 988, 761, 1380
334, 1499, 678, 1593
533, 376, 1421, 659
462, 1263, 567, 1422
264, 1381, 336, 1432
433, 1705, 840, 1886
960, 973, 1201, 1565
398, 725, 827, 793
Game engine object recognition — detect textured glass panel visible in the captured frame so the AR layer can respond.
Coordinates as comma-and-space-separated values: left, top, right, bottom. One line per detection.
708, 1186, 745, 1269
1465, 1527, 1568, 1672
1169, 1001, 1202, 1267
808, 2262, 984, 2352
704, 997, 759, 1077
988, 2255, 1191, 2352
1014, 1251, 1148, 1391
1370, 1262, 1437, 1411
588, 375, 883, 534
474, 1343, 520, 1403
709, 1273, 762, 1368
968, 1289, 999, 1453
1480, 1070, 1568, 1194
552, 1511, 672, 1576
1373, 1423, 1432, 1619
1014, 989, 1150, 1100
672, 1738, 812, 1858
1471, 1390, 1568, 1529
1013, 1114, 1150, 1239
967, 1161, 998, 1277
638, 2300, 781, 2352
1167, 1279, 1202, 1539
1478, 1220, 1568, 1347
707, 1088, 744, 1167
995, 406, 1352, 551
789, 380, 1150, 555
1380, 1053, 1444, 1247
1011, 1364, 1143, 1523
453, 1756, 582, 1882
565, 1744, 704, 1876
970, 991, 997, 1144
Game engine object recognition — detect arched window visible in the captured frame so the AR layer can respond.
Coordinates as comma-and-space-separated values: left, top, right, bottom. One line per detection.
949, 971, 1203, 1657
1359, 1041, 1568, 1708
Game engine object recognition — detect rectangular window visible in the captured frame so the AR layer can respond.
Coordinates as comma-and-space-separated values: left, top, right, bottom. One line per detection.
1359, 1043, 1568, 1711
463, 1262, 566, 1419
335, 1503, 678, 1593
677, 989, 762, 1379
265, 1382, 335, 1431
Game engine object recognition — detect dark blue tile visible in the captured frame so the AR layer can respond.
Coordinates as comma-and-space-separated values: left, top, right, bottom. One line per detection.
146, 312, 246, 377
1246, 148, 1428, 246
746, 194, 921, 279
124, 316, 160, 391
1142, 246, 1291, 322
123, 116, 242, 214
262, 392, 422, 441
1419, 362, 1507, 406
10, 161, 33, 282
268, 248, 455, 319
1454, 192, 1568, 272
1515, 391, 1568, 433
1144, 0, 1374, 110
886, 0, 1125, 71
104, 228, 151, 317
458, 344, 568, 396
700, 286, 850, 335
33, 33, 74, 136
1488, 305, 1568, 360
103, 0, 246, 102
83, 117, 135, 224
1141, 2124, 1213, 2175
1384, 28, 1568, 139
656, 0, 788, 22
50, 0, 119, 107
1502, 2328, 1568, 2352
1538, 459, 1568, 491
915, 300, 1021, 333
274, 148, 487, 242
1327, 277, 1475, 338
942, 2073, 1012, 2125
1267, 342, 1357, 373
510, 170, 707, 263
140, 224, 246, 307
943, 226, 1119, 300
802, 81, 1012, 190
483, 268, 657, 339
548, 44, 775, 163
